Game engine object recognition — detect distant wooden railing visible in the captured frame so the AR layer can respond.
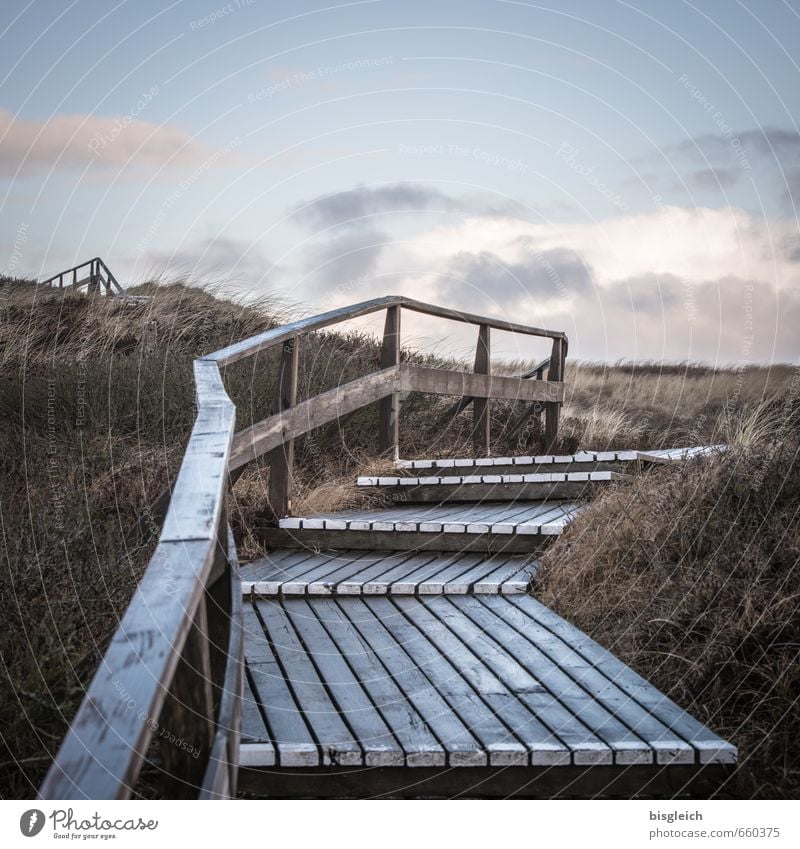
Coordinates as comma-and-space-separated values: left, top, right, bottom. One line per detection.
40, 257, 146, 301
38, 294, 566, 799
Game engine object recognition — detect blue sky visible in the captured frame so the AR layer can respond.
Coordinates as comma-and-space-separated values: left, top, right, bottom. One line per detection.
2, 0, 800, 363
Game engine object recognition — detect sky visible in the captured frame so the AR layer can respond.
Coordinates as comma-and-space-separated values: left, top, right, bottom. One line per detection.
2, 0, 800, 364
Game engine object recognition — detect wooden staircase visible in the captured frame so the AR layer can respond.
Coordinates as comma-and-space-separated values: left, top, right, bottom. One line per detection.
238, 449, 736, 798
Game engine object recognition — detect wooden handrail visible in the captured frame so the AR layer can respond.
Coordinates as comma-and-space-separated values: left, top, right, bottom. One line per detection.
207, 295, 567, 368
39, 294, 567, 799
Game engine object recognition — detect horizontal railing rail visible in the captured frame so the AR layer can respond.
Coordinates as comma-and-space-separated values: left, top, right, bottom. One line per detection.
39, 294, 567, 799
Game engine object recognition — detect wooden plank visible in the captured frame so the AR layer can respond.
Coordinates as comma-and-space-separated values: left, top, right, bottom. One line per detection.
362, 551, 441, 594
446, 596, 659, 765
399, 297, 567, 341
278, 551, 352, 594
383, 597, 568, 766
267, 337, 299, 520
362, 596, 516, 766
399, 364, 564, 403
241, 665, 271, 744
472, 324, 491, 455
243, 550, 328, 595
242, 604, 319, 767
335, 550, 423, 595
304, 550, 393, 595
378, 305, 401, 458
257, 526, 546, 554
473, 555, 536, 594
478, 596, 695, 764
256, 600, 363, 766
544, 337, 565, 452
311, 599, 446, 766
282, 600, 405, 766
385, 480, 596, 504
389, 552, 480, 594
426, 596, 628, 765
505, 595, 737, 764
229, 366, 401, 471
342, 598, 486, 764
417, 553, 487, 594
209, 296, 398, 367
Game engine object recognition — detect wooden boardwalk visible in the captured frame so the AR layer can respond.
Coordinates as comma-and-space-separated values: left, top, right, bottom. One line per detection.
239, 449, 736, 798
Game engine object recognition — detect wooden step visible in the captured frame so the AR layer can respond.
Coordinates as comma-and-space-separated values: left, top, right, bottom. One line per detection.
637, 444, 726, 464
238, 594, 736, 797
357, 470, 624, 503
240, 548, 537, 596
257, 501, 583, 553
396, 450, 636, 477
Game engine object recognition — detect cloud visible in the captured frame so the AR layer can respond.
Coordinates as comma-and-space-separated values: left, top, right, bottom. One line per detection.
302, 228, 388, 297
440, 247, 593, 311
0, 108, 237, 176
292, 182, 523, 229
687, 167, 739, 191
142, 236, 278, 287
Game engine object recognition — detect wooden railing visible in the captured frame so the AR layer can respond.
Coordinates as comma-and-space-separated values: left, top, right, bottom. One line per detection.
38, 295, 566, 799
40, 257, 129, 298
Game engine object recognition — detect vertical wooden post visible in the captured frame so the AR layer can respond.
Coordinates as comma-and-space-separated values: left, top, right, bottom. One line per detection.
472, 324, 491, 456
267, 336, 299, 521
544, 337, 565, 453
159, 596, 216, 798
378, 305, 401, 459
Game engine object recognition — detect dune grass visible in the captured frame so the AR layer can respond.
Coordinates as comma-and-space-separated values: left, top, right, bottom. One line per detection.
1, 275, 797, 798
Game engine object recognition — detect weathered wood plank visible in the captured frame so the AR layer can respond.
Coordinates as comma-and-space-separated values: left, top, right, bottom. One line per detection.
311, 599, 446, 766
256, 601, 363, 766
505, 595, 737, 764
472, 324, 491, 456
282, 600, 404, 766
267, 337, 299, 520
242, 604, 319, 767
378, 305, 401, 458
399, 364, 564, 403
390, 596, 571, 766
230, 366, 401, 470
337, 597, 485, 764
478, 596, 695, 764
370, 597, 538, 766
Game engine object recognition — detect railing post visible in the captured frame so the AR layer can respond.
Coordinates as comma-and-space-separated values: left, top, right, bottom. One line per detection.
268, 336, 299, 521
544, 337, 565, 452
378, 305, 401, 459
158, 595, 216, 798
472, 324, 491, 456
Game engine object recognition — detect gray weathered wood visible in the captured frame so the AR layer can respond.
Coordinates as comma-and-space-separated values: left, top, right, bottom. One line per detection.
267, 336, 299, 520
378, 305, 401, 458
544, 337, 565, 452
311, 599, 446, 766
242, 603, 319, 767
257, 601, 363, 765
399, 364, 563, 403
472, 324, 491, 456
342, 597, 486, 765
282, 599, 404, 765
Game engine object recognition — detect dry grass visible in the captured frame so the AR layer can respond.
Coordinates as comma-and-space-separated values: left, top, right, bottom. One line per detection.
536, 419, 800, 798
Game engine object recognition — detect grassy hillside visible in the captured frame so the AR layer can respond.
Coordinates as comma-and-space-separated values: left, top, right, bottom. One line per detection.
0, 276, 797, 798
